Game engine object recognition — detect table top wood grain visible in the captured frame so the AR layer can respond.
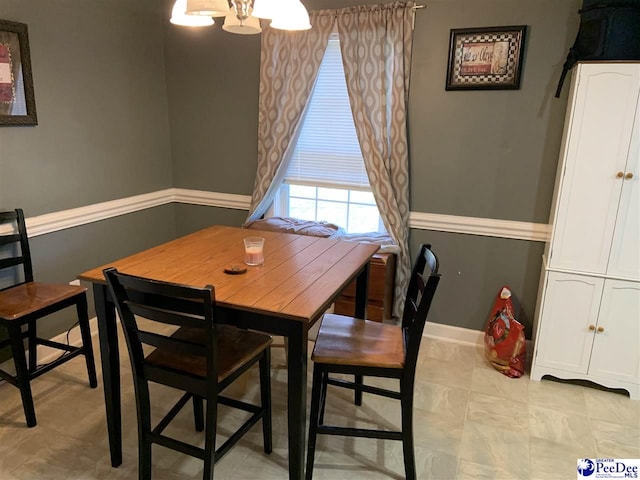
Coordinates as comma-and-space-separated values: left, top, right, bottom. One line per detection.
79, 225, 380, 323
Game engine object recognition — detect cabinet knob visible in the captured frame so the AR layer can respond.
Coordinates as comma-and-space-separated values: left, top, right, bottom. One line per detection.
597, 326, 605, 333
588, 324, 596, 331
625, 172, 634, 180
616, 171, 624, 178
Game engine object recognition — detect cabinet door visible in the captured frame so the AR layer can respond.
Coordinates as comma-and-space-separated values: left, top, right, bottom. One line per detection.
535, 272, 604, 374
588, 279, 640, 383
550, 64, 640, 274
607, 98, 640, 280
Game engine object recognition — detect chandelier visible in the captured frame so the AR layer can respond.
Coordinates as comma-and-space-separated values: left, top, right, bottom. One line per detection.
170, 0, 311, 34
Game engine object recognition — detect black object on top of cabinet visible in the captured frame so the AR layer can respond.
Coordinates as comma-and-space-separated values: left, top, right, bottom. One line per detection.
555, 0, 640, 97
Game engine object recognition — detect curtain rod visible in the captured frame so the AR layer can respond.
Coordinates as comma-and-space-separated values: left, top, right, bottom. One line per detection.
315, 3, 426, 18
412, 4, 426, 29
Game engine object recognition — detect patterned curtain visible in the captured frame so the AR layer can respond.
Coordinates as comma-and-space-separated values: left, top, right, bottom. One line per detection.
336, 2, 415, 318
246, 13, 334, 221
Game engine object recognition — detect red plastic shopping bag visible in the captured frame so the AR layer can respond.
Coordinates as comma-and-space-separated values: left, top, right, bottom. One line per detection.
484, 286, 526, 378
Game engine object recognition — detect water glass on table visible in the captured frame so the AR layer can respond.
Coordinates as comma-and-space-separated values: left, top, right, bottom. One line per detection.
244, 237, 265, 266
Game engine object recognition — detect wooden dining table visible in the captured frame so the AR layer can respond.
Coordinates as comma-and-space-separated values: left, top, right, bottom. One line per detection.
78, 225, 379, 480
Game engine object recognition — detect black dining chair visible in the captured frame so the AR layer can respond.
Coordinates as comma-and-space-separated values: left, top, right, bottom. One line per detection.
104, 267, 272, 480
305, 244, 440, 480
0, 208, 97, 427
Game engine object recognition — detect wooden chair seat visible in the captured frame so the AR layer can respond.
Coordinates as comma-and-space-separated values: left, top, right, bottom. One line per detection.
0, 282, 87, 320
311, 314, 404, 369
147, 325, 272, 383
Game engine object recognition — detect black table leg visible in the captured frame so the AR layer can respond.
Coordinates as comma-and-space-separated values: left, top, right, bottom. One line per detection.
286, 321, 308, 480
94, 284, 122, 467
353, 262, 370, 405
217, 309, 310, 480
354, 261, 369, 319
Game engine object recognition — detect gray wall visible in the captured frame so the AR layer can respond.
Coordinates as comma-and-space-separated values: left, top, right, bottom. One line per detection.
0, 0, 178, 337
174, 203, 248, 235
410, 231, 545, 338
409, 0, 578, 223
162, 0, 581, 335
164, 25, 260, 195
0, 0, 582, 340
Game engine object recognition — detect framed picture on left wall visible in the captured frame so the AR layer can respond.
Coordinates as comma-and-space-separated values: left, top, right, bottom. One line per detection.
0, 19, 37, 126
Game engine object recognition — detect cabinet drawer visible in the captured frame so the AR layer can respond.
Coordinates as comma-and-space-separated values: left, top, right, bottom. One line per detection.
334, 299, 386, 321
333, 252, 395, 322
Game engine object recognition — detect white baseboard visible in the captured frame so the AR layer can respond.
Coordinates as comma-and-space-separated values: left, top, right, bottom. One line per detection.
424, 322, 534, 361
423, 321, 485, 346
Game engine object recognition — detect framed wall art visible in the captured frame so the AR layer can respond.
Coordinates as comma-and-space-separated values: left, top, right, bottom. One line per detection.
0, 19, 37, 126
446, 25, 527, 91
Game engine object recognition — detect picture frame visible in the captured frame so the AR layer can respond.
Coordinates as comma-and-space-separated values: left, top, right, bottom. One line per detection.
445, 25, 527, 91
0, 19, 37, 126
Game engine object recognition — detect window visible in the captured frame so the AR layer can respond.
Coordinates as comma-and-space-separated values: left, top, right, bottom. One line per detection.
272, 35, 385, 234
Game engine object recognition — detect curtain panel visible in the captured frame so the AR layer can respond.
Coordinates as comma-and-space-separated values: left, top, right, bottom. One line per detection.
247, 13, 334, 221
248, 2, 416, 319
336, 2, 415, 318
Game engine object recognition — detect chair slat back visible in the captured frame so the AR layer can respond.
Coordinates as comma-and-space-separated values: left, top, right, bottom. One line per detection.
127, 302, 207, 330
0, 234, 22, 246
0, 209, 34, 287
401, 244, 440, 371
104, 268, 217, 388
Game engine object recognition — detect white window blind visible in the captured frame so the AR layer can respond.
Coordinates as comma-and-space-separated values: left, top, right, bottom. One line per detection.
285, 36, 369, 189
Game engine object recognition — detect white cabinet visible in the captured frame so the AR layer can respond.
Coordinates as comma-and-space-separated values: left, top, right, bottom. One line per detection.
548, 64, 640, 278
534, 272, 603, 375
531, 63, 640, 399
607, 108, 640, 280
588, 279, 640, 384
534, 273, 640, 391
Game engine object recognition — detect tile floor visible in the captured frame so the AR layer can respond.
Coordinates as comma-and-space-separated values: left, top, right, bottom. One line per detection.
0, 329, 638, 479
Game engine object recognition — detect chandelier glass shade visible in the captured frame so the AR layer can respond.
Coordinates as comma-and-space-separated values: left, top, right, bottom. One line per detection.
170, 0, 215, 26
185, 0, 230, 16
251, 0, 279, 19
172, 0, 311, 33
223, 7, 262, 34
269, 0, 311, 30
